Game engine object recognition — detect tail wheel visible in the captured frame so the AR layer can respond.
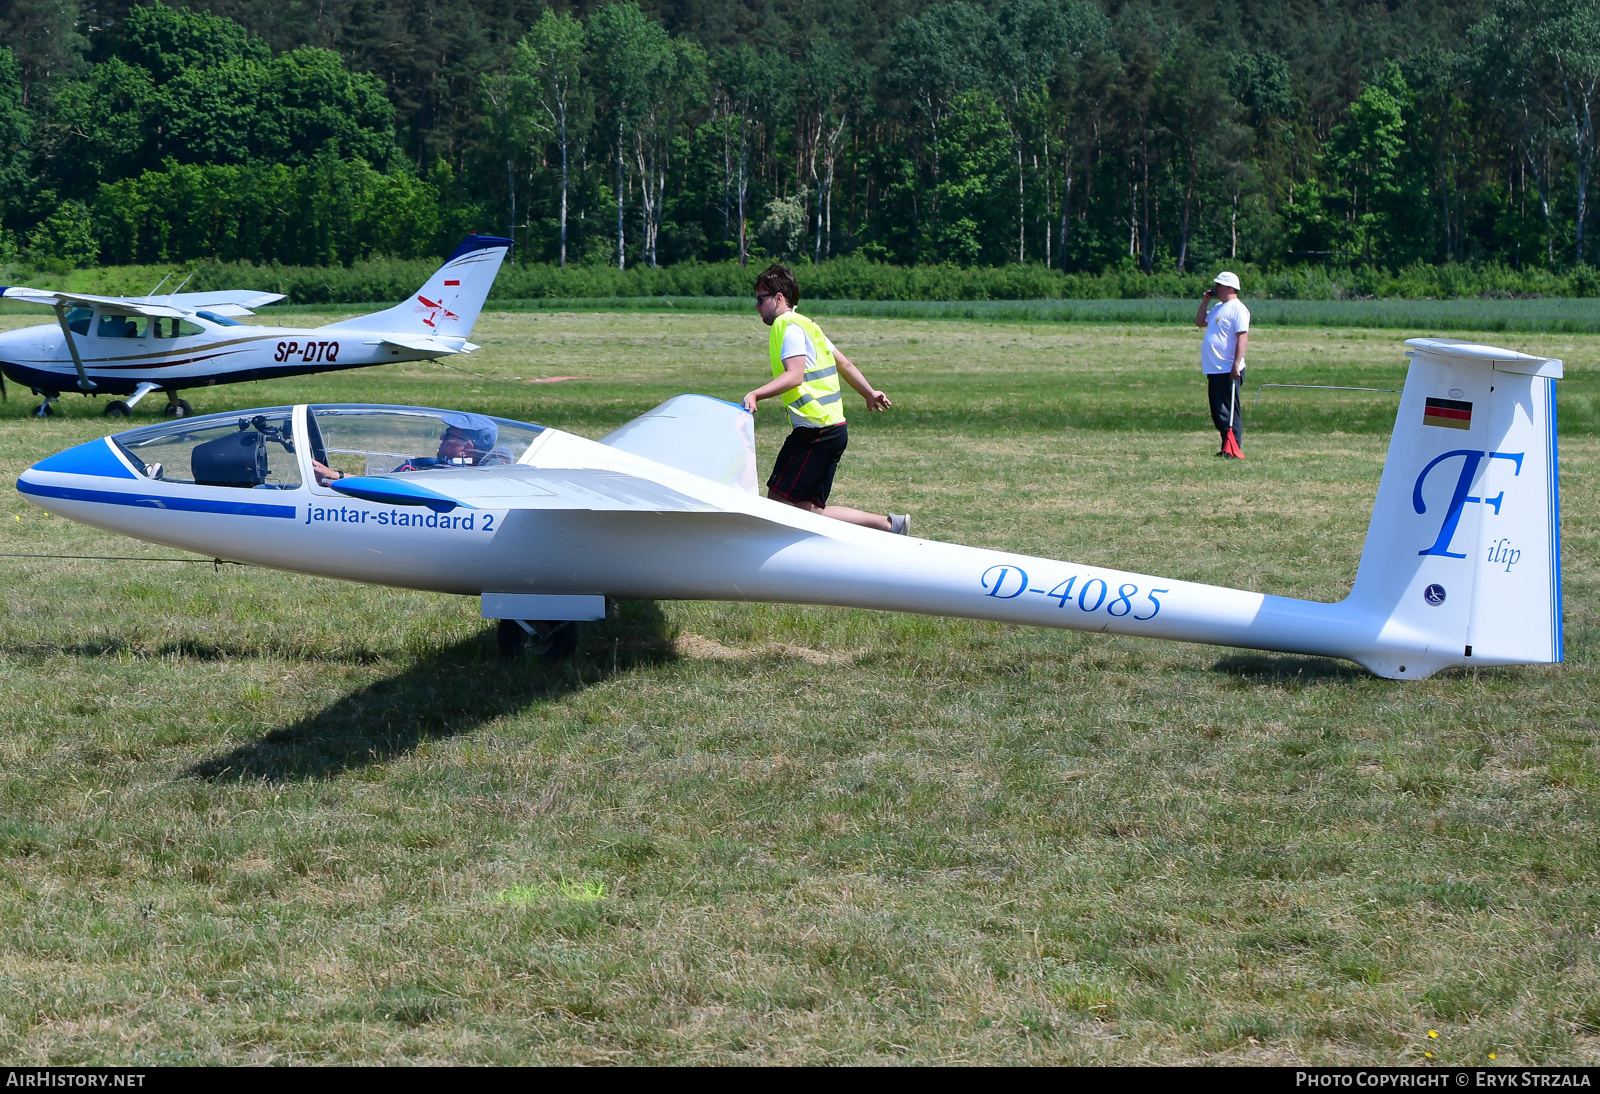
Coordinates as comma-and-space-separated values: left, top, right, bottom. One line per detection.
103, 401, 131, 418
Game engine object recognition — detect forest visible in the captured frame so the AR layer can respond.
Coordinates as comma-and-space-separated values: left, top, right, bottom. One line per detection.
0, 0, 1594, 285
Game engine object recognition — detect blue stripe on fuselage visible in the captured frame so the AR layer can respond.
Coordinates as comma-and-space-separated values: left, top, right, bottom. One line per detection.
16, 479, 296, 518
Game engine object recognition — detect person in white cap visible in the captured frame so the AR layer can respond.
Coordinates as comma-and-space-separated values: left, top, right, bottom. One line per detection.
1194, 271, 1250, 457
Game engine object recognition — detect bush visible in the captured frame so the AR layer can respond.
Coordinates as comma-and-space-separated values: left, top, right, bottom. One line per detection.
26, 199, 99, 268
92, 155, 472, 267
13, 249, 1600, 305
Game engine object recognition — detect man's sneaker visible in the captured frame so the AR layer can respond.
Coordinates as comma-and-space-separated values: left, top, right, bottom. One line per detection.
889, 513, 910, 536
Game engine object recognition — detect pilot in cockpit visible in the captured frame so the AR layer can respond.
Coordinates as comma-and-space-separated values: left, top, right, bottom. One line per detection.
312, 412, 514, 486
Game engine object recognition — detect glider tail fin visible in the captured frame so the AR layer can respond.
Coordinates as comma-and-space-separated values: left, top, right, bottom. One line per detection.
1344, 339, 1563, 678
328, 235, 512, 337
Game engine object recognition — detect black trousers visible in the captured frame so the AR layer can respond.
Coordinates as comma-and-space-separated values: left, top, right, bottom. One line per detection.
1207, 372, 1243, 442
768, 423, 848, 506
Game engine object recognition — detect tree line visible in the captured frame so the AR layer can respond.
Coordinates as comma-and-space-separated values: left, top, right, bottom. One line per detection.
1, 0, 1597, 279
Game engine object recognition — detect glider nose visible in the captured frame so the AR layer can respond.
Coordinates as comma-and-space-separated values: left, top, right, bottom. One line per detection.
17, 437, 141, 508
24, 438, 139, 481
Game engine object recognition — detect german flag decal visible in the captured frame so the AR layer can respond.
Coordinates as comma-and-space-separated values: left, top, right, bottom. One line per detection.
1424, 397, 1472, 430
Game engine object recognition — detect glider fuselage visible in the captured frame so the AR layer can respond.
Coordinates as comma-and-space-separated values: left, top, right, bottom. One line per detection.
12, 339, 1568, 681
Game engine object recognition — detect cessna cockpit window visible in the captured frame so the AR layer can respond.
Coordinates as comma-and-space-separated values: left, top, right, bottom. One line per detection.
195, 310, 244, 327
65, 308, 91, 335
115, 409, 301, 489
152, 318, 206, 338
309, 406, 545, 481
97, 314, 149, 339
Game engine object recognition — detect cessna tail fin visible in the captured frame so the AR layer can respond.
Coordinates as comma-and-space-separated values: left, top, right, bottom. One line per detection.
1344, 339, 1563, 677
327, 235, 511, 337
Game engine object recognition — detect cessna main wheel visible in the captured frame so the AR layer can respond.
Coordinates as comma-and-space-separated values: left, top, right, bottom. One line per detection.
103, 401, 131, 418
163, 399, 193, 418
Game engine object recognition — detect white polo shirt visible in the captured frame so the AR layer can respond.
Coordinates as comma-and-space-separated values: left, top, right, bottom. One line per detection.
779, 322, 838, 369
1201, 298, 1250, 375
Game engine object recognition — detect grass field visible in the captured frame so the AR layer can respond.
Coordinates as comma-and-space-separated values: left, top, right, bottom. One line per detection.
0, 311, 1595, 1063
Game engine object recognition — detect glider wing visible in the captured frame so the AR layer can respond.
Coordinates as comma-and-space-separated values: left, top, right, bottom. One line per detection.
599, 394, 759, 493
331, 464, 724, 514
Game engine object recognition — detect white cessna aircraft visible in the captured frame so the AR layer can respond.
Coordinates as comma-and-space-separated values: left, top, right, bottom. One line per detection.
14, 338, 1563, 679
0, 234, 512, 419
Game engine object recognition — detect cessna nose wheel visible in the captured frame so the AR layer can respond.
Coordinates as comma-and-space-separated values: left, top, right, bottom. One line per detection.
31, 401, 54, 417
163, 398, 193, 418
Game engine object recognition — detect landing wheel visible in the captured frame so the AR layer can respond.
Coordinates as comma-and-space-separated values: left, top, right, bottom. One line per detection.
103, 401, 131, 418
497, 619, 526, 657
497, 619, 579, 662
32, 402, 54, 418
542, 620, 579, 661
163, 398, 192, 418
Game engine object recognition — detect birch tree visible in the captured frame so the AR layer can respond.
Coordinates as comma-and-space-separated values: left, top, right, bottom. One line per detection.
1473, 0, 1600, 263
515, 11, 588, 267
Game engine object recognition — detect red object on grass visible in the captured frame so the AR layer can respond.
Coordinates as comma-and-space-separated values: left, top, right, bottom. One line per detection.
1223, 430, 1244, 459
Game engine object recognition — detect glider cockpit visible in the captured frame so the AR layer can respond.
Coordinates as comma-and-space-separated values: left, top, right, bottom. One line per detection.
107, 405, 548, 492
116, 407, 302, 489
306, 406, 545, 481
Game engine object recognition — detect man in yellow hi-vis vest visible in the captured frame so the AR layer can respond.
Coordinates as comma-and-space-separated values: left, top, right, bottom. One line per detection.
742, 264, 910, 535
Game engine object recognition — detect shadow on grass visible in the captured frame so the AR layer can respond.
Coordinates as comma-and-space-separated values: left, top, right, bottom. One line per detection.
186, 600, 675, 783
1210, 653, 1368, 684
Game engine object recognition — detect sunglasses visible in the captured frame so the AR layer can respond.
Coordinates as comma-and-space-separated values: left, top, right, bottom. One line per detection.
755, 292, 776, 305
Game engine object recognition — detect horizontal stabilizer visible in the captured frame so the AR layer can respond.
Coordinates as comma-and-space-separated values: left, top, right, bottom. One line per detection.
599, 394, 758, 492
362, 335, 479, 356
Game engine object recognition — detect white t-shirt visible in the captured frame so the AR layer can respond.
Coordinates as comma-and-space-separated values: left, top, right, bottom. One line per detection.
779, 322, 837, 369
1201, 298, 1250, 374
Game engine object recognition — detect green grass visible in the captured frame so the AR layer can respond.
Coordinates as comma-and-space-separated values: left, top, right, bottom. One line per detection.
0, 312, 1595, 1063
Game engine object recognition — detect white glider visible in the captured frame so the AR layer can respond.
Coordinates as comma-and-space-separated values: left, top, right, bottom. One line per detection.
15, 338, 1563, 679
0, 235, 511, 419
